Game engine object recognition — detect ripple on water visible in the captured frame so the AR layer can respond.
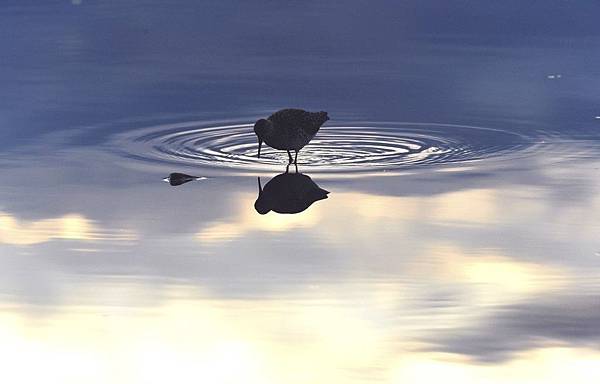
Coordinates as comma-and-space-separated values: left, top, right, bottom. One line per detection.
108, 119, 541, 176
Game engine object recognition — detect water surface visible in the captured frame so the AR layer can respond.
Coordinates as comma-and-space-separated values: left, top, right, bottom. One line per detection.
2, 1, 600, 383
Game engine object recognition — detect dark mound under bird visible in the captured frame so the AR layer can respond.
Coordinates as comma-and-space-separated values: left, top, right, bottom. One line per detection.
254, 171, 329, 215
254, 108, 329, 164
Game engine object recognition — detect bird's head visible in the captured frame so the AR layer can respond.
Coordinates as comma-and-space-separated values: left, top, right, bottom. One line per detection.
254, 119, 272, 158
253, 119, 272, 139
254, 177, 270, 214
254, 196, 271, 215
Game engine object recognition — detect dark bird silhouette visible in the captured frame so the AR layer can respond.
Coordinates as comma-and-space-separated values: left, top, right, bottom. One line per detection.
254, 108, 329, 164
254, 170, 329, 215
163, 173, 206, 186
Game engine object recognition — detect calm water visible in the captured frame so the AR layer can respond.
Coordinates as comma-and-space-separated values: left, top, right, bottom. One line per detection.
2, 1, 600, 383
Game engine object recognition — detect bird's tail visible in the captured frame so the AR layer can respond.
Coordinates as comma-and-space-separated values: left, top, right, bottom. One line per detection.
309, 187, 329, 202
318, 111, 330, 124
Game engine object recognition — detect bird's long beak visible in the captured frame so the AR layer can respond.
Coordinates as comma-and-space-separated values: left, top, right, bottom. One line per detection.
257, 139, 262, 158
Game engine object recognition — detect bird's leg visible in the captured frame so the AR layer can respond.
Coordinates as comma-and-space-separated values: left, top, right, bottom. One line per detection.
294, 162, 298, 173
287, 150, 293, 164
294, 150, 299, 165
285, 163, 290, 173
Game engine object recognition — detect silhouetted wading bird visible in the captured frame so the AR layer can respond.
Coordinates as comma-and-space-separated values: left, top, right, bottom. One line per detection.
254, 108, 329, 164
255, 170, 329, 215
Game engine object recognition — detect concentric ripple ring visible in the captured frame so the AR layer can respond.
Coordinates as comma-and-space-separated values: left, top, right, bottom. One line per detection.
108, 119, 541, 175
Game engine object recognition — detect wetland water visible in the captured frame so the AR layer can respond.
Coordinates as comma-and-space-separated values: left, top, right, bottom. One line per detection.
1, 1, 600, 383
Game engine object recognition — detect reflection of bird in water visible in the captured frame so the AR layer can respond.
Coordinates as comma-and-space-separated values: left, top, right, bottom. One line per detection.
163, 173, 206, 186
255, 170, 329, 214
254, 108, 329, 164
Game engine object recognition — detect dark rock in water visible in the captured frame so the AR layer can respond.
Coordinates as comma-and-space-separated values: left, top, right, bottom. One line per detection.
254, 108, 329, 164
255, 171, 329, 214
164, 173, 204, 186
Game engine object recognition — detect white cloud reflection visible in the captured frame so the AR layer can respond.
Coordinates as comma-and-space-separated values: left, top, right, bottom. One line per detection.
0, 211, 136, 245
1, 283, 599, 384
390, 348, 600, 384
1, 154, 599, 383
195, 186, 539, 244
196, 193, 322, 243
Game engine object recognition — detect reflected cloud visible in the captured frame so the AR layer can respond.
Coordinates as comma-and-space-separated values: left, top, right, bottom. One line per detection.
195, 183, 552, 252
331, 188, 504, 227
0, 284, 388, 384
430, 294, 600, 363
0, 211, 136, 245
405, 245, 570, 330
391, 348, 600, 384
2, 283, 600, 384
429, 188, 498, 224
421, 244, 567, 298
196, 194, 322, 243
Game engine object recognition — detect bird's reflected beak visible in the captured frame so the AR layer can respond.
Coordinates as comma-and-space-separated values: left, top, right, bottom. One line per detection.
257, 139, 262, 158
